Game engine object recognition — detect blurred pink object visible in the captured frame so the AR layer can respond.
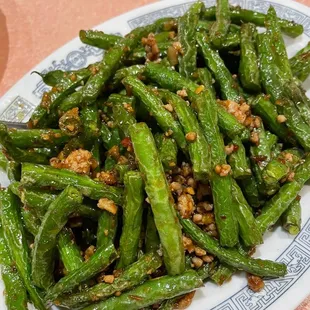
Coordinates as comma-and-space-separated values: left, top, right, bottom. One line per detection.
0, 0, 309, 96
0, 0, 156, 96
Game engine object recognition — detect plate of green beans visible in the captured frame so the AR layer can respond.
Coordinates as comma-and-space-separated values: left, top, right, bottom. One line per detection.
1, 0, 310, 309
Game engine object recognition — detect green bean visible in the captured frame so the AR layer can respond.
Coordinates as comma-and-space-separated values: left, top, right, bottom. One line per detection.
145, 62, 197, 94
8, 128, 70, 149
57, 251, 162, 308
262, 148, 302, 188
197, 22, 240, 50
250, 127, 278, 196
20, 205, 40, 236
118, 171, 144, 268
256, 33, 284, 102
46, 243, 118, 301
0, 123, 49, 164
249, 94, 296, 145
228, 136, 252, 179
196, 262, 213, 281
73, 204, 102, 220
233, 6, 303, 37
83, 270, 202, 310
209, 0, 230, 49
210, 263, 235, 285
34, 66, 94, 88
0, 150, 20, 181
100, 122, 121, 151
293, 152, 310, 185
112, 102, 136, 137
0, 189, 45, 310
239, 174, 265, 208
262, 159, 289, 187
20, 163, 123, 204
203, 6, 303, 38
10, 182, 101, 220
257, 180, 302, 234
282, 80, 310, 126
80, 30, 121, 49
81, 21, 168, 103
0, 224, 28, 310
91, 139, 101, 175
276, 98, 310, 151
123, 76, 187, 151
178, 1, 203, 78
145, 207, 160, 252
145, 62, 249, 139
155, 31, 176, 42
81, 101, 100, 143
196, 20, 214, 32
58, 227, 83, 274
18, 205, 85, 275
111, 65, 145, 89
96, 210, 118, 249
154, 133, 178, 172
33, 70, 68, 87
115, 163, 130, 183
257, 154, 310, 233
290, 43, 310, 82
290, 42, 310, 60
196, 32, 241, 102
129, 123, 185, 275
190, 87, 238, 247
58, 90, 83, 114
32, 186, 83, 289
29, 66, 92, 128
231, 180, 263, 247
266, 6, 293, 81
239, 23, 260, 92
9, 182, 55, 215
108, 93, 136, 106
180, 217, 287, 277
161, 90, 211, 179
281, 198, 301, 235
197, 67, 216, 96
217, 105, 250, 140
128, 42, 170, 62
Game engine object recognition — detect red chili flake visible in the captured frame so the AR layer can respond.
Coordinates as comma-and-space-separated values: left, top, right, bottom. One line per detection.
233, 144, 239, 152
121, 137, 132, 149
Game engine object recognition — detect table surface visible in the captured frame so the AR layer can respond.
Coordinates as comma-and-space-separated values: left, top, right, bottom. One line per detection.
0, 0, 309, 97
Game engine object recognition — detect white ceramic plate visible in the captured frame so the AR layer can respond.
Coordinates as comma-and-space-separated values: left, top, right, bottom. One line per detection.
1, 0, 310, 309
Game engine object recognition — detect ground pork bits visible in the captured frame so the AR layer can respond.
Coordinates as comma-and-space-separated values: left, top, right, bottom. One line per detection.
96, 170, 118, 185
50, 149, 94, 175
142, 33, 160, 61
247, 274, 265, 292
97, 198, 118, 215
214, 164, 231, 176
177, 193, 195, 218
185, 132, 197, 142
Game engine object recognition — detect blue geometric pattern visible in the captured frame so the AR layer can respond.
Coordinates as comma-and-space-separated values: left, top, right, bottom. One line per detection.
1, 1, 310, 308
32, 45, 103, 99
0, 96, 37, 122
212, 219, 310, 310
